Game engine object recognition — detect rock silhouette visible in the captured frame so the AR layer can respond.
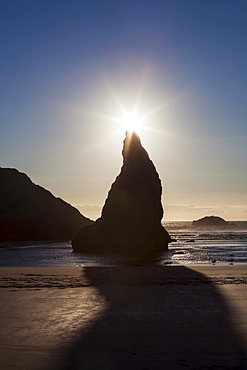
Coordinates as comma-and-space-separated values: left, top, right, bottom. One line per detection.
0, 168, 92, 242
192, 216, 230, 227
72, 131, 172, 259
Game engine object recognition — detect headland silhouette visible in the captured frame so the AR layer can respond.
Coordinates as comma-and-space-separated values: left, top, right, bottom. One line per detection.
0, 168, 92, 242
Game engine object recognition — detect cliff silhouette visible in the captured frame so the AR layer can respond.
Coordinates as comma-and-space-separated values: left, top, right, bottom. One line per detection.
0, 168, 92, 242
72, 131, 171, 259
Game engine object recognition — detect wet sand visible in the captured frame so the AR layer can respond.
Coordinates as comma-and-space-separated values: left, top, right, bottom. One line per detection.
0, 265, 247, 369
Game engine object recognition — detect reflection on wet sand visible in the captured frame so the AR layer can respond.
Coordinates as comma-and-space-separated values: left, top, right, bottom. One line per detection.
63, 266, 246, 369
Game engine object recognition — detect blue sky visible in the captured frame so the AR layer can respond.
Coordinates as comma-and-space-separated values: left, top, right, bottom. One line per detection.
1, 0, 247, 220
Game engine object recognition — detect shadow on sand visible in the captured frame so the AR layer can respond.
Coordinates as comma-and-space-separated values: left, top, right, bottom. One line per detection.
62, 266, 246, 369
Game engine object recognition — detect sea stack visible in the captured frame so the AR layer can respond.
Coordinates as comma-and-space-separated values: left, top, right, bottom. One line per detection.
191, 216, 230, 227
72, 131, 172, 259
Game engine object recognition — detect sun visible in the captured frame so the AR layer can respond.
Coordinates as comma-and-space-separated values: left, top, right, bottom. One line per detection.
123, 111, 142, 133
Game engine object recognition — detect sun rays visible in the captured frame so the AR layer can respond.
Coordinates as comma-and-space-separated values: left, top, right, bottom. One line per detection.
78, 74, 181, 145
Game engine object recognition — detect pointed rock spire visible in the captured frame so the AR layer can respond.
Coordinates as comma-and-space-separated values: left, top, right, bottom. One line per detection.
72, 131, 171, 260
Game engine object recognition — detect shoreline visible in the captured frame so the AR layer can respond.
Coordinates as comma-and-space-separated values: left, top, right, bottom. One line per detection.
1, 265, 247, 369
1, 264, 247, 288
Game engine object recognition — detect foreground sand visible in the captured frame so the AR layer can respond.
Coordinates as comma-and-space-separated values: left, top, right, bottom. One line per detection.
0, 265, 247, 369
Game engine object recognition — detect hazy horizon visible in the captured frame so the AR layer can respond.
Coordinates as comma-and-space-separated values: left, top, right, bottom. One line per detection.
1, 1, 247, 221
76, 202, 247, 222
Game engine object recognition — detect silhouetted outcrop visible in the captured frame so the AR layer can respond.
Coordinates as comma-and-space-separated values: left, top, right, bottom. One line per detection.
0, 168, 92, 242
72, 131, 172, 259
191, 216, 230, 227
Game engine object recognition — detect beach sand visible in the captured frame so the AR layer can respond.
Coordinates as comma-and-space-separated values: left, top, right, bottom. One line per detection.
0, 265, 247, 369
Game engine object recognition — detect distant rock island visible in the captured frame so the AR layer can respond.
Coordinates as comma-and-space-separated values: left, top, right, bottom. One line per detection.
72, 131, 172, 259
0, 168, 92, 242
191, 216, 230, 227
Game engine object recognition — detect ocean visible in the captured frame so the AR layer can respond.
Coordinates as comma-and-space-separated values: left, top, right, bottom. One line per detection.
0, 221, 246, 267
